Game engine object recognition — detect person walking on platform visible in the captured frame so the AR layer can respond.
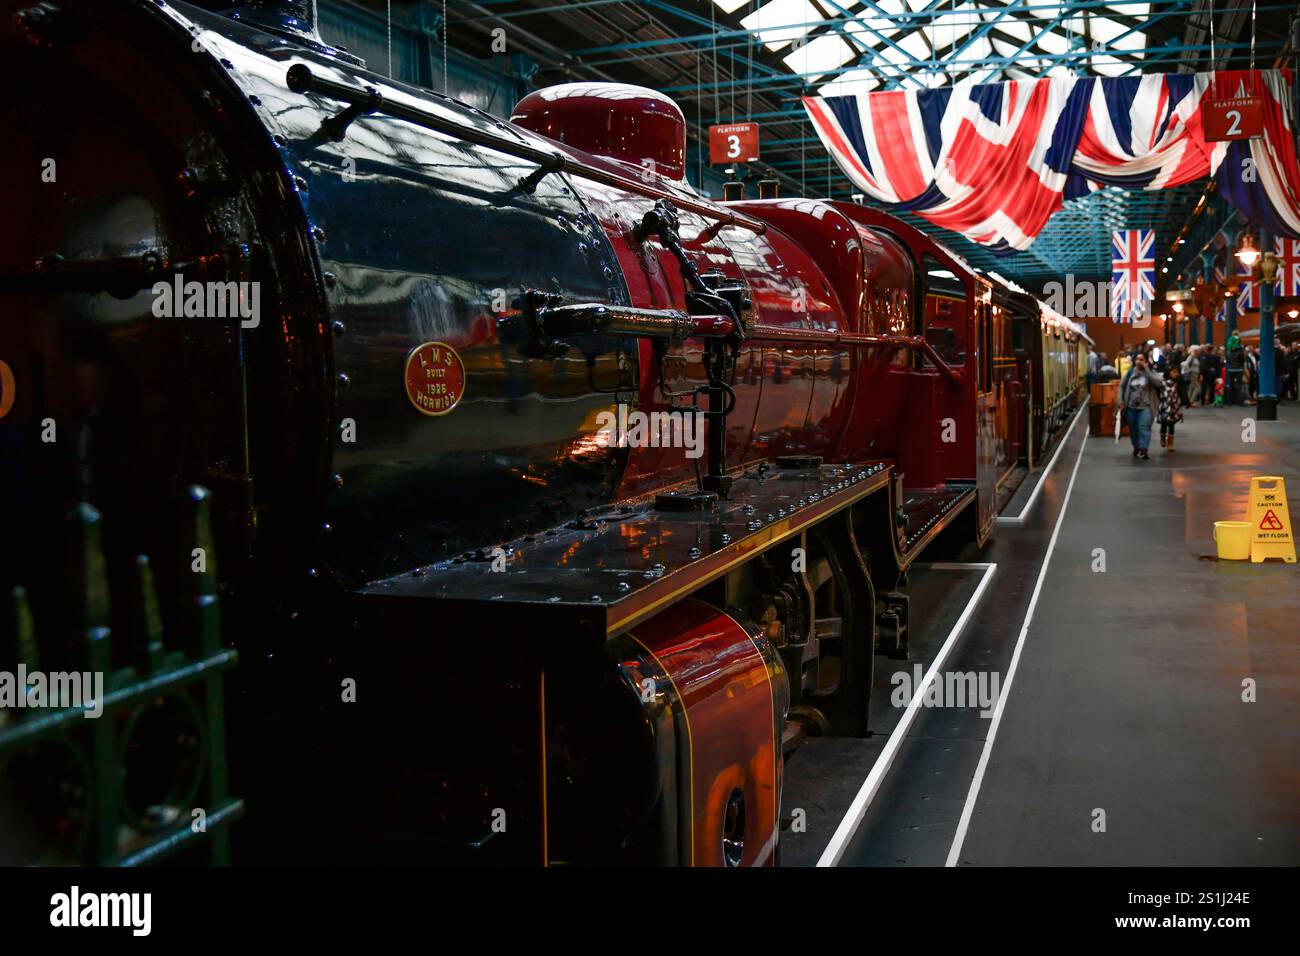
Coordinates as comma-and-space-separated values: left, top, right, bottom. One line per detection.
1283, 344, 1300, 401
1181, 347, 1199, 405
1116, 349, 1133, 378
1087, 345, 1101, 387
1121, 350, 1164, 459
1198, 345, 1221, 406
1159, 365, 1183, 452
1279, 343, 1289, 403
1225, 332, 1244, 405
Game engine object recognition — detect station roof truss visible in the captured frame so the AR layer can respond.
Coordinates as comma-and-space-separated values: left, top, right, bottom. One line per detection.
438, 0, 1292, 292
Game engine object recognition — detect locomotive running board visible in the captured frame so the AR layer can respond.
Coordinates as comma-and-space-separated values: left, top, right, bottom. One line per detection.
354, 460, 894, 640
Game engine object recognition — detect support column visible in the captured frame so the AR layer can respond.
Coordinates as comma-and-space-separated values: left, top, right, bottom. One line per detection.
1258, 229, 1278, 420
1201, 250, 1216, 346
1223, 227, 1239, 340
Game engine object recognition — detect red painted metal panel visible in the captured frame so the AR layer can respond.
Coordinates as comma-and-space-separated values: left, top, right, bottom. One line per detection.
626, 599, 782, 867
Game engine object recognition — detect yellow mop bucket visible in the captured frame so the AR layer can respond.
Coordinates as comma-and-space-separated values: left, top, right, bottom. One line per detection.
1214, 521, 1252, 560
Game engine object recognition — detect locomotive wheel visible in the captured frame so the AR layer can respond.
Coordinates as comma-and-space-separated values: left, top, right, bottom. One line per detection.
805, 516, 876, 737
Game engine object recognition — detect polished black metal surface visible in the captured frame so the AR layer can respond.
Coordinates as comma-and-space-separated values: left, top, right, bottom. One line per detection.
362, 459, 893, 638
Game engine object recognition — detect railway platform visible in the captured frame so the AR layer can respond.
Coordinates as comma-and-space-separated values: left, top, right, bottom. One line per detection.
784, 404, 1299, 867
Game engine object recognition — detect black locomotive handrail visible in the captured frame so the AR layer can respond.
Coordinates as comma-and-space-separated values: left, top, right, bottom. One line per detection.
535, 302, 735, 342
509, 290, 735, 357
284, 64, 768, 236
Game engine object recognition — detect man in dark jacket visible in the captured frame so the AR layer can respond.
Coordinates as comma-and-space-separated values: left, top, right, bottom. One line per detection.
1198, 345, 1222, 406
1120, 351, 1165, 459
1225, 333, 1245, 404
1283, 344, 1300, 400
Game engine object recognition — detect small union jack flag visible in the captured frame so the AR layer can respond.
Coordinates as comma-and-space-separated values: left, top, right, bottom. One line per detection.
1273, 237, 1300, 297
1112, 229, 1155, 323
1236, 254, 1255, 310
1213, 256, 1227, 321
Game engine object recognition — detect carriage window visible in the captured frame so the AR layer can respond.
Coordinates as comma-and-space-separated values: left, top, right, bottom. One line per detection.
921, 255, 966, 367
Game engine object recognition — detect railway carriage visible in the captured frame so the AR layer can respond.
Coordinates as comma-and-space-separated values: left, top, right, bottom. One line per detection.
988, 273, 1092, 471
0, 0, 1087, 865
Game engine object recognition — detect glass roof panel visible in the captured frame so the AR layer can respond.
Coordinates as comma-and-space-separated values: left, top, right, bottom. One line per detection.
897, 30, 931, 61
998, 20, 1034, 44
1090, 55, 1130, 76
741, 0, 820, 52
875, 43, 914, 67
783, 33, 855, 77
841, 17, 903, 47
819, 74, 880, 97
1035, 29, 1071, 56
1088, 17, 1128, 45
719, 0, 1173, 90
1111, 31, 1147, 53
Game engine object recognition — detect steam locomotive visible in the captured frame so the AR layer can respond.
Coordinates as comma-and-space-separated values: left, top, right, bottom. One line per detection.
0, 0, 1089, 865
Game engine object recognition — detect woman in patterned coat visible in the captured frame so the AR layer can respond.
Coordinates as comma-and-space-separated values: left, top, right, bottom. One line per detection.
1159, 365, 1184, 452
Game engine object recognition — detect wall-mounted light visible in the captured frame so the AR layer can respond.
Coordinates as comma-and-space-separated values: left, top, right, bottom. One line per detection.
1288, 308, 1299, 319
1172, 301, 1184, 314
1236, 233, 1260, 268
1161, 267, 1168, 274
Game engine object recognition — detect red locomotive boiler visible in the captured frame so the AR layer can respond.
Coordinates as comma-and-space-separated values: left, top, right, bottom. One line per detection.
0, 0, 1086, 865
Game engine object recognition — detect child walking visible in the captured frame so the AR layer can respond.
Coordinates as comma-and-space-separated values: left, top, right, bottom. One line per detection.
1159, 365, 1184, 452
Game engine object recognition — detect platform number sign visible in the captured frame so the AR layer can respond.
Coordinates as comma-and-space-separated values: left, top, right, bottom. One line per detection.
709, 123, 760, 165
1204, 76, 1264, 142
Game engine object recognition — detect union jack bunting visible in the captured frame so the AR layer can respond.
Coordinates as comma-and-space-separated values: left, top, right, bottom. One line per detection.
1274, 237, 1300, 297
804, 68, 1300, 251
1112, 230, 1156, 323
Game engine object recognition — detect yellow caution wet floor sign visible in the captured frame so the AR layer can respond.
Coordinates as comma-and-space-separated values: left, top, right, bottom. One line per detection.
1246, 476, 1296, 563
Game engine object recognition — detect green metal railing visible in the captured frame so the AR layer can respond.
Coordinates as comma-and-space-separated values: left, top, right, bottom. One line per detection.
0, 486, 241, 865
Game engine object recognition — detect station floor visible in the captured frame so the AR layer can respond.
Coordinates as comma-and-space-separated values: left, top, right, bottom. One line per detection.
783, 402, 1299, 866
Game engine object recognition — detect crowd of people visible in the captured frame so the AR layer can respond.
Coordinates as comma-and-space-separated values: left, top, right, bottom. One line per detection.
1084, 338, 1300, 460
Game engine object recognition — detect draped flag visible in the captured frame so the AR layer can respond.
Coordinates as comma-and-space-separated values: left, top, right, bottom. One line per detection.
1111, 229, 1155, 323
805, 68, 1300, 251
1274, 237, 1300, 297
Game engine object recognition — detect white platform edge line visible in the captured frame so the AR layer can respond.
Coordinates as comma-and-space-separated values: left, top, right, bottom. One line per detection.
944, 427, 1091, 867
816, 561, 999, 868
995, 400, 1088, 525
